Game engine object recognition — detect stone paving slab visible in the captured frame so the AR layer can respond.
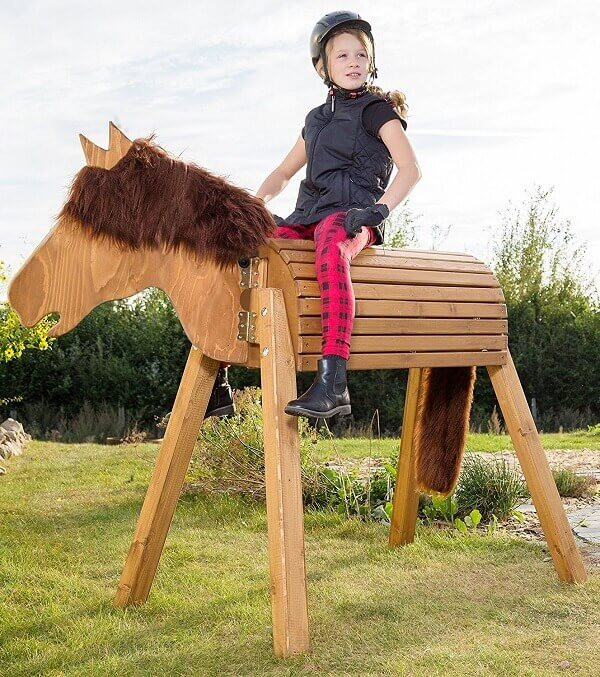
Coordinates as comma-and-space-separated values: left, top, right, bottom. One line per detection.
516, 500, 600, 545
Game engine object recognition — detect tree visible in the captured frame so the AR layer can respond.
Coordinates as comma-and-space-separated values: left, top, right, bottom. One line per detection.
490, 184, 596, 308
383, 199, 420, 248
0, 261, 55, 364
482, 184, 600, 425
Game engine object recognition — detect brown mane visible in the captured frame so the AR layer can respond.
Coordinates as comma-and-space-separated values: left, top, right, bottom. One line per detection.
57, 134, 277, 268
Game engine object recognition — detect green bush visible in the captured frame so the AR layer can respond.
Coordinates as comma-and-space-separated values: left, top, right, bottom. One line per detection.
303, 461, 397, 522
453, 454, 528, 521
22, 399, 146, 443
186, 389, 541, 530
186, 387, 324, 500
552, 468, 597, 498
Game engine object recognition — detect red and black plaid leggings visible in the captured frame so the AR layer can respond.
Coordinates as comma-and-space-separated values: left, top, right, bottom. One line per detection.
275, 210, 377, 360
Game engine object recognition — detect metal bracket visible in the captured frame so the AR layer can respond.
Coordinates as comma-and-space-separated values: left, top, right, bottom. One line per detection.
239, 256, 260, 288
237, 310, 257, 342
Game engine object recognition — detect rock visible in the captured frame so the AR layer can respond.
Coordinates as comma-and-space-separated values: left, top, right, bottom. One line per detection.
0, 418, 31, 467
0, 418, 25, 435
1, 440, 22, 458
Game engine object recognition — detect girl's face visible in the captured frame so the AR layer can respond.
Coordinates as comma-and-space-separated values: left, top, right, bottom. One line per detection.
326, 32, 370, 89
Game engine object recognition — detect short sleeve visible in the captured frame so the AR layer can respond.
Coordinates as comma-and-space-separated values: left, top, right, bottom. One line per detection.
362, 100, 407, 138
301, 126, 305, 140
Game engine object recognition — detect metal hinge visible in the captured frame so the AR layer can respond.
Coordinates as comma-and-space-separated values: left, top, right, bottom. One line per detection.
239, 256, 260, 288
237, 310, 257, 342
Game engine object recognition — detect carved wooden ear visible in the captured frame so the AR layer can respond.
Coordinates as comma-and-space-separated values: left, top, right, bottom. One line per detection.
79, 121, 133, 169
79, 133, 107, 167
108, 121, 132, 163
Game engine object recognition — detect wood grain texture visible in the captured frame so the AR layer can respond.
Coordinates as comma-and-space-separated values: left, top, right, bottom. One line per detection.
255, 240, 508, 371
279, 249, 491, 274
257, 287, 310, 656
488, 352, 587, 583
298, 334, 507, 354
268, 238, 479, 261
299, 317, 508, 336
300, 351, 506, 371
298, 298, 507, 318
79, 120, 133, 169
295, 280, 505, 303
288, 262, 500, 287
114, 348, 219, 606
389, 368, 423, 546
8, 215, 248, 364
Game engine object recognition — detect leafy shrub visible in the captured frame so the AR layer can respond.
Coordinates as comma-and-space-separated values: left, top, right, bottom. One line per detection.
303, 461, 397, 522
552, 468, 597, 498
186, 387, 324, 500
186, 389, 597, 532
21, 398, 145, 442
452, 453, 528, 521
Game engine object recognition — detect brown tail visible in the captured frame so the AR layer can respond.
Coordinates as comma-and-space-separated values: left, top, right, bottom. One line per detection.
412, 366, 476, 496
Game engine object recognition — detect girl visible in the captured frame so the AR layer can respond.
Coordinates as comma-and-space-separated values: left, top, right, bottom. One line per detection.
205, 10, 421, 420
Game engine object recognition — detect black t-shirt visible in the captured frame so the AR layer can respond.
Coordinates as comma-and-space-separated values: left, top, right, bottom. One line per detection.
302, 100, 407, 141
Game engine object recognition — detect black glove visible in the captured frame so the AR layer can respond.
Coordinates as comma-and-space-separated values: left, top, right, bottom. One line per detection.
269, 212, 285, 226
343, 203, 390, 238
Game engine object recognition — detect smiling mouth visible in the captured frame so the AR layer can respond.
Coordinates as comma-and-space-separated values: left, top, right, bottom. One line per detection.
347, 73, 361, 78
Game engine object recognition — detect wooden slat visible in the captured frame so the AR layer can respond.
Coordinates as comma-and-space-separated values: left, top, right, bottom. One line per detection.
280, 249, 490, 274
300, 351, 507, 371
267, 238, 480, 261
299, 317, 508, 335
295, 280, 505, 303
288, 263, 500, 287
299, 298, 507, 319
298, 334, 507, 354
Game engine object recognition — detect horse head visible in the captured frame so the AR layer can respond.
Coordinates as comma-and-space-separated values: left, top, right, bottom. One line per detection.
8, 122, 276, 363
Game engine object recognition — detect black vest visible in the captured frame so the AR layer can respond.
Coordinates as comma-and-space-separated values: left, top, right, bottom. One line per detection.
283, 90, 393, 245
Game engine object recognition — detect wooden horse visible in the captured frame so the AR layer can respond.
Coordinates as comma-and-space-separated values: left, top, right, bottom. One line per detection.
8, 122, 587, 658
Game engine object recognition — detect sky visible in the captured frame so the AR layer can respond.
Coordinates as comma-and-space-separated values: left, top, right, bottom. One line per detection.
1, 0, 599, 301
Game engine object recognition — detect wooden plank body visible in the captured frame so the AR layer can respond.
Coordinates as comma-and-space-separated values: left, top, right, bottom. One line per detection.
255, 239, 508, 371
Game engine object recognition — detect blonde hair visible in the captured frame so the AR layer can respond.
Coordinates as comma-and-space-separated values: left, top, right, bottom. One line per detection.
314, 27, 409, 119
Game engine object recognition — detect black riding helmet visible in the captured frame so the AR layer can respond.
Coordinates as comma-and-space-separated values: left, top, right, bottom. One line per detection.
310, 10, 379, 92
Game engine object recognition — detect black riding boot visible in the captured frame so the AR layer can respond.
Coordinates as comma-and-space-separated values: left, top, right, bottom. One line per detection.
284, 354, 351, 418
204, 365, 235, 419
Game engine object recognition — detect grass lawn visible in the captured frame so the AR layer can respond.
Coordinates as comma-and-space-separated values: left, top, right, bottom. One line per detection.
312, 429, 600, 462
1, 440, 599, 676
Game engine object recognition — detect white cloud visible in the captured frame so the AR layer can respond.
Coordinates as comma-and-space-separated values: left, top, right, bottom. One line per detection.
1, 0, 599, 299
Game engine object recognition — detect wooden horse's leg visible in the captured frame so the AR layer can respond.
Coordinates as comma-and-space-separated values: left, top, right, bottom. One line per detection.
256, 287, 310, 657
487, 350, 587, 583
389, 368, 423, 546
114, 347, 219, 606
